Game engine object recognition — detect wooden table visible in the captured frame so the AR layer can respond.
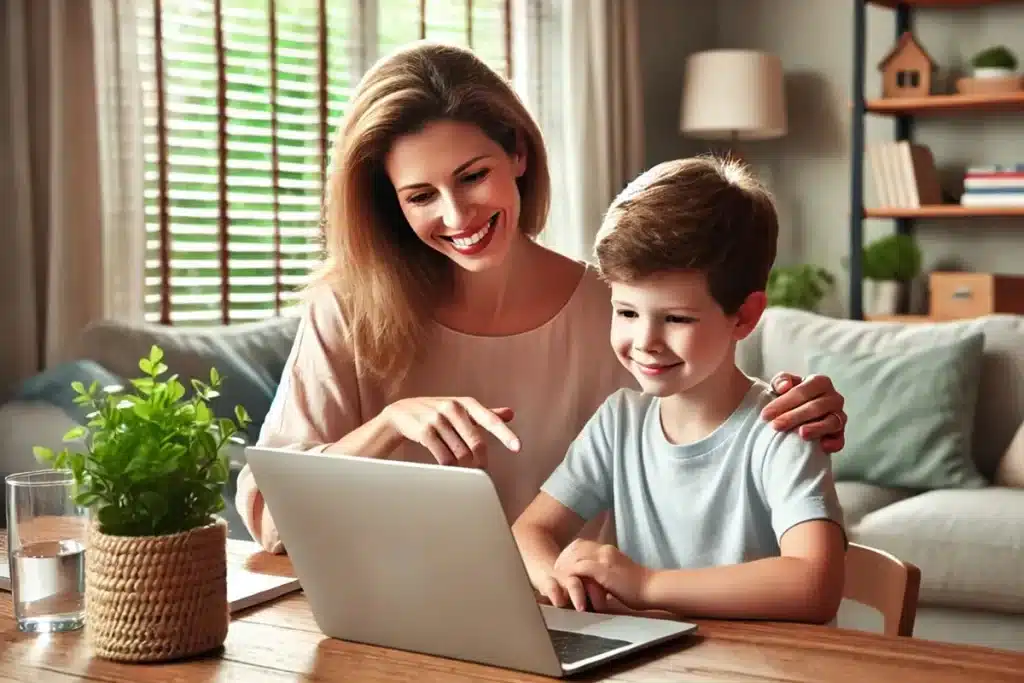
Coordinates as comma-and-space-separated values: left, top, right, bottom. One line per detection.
2, 548, 1023, 682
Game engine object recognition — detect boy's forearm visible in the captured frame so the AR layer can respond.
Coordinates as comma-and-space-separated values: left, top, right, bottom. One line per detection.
641, 557, 843, 624
512, 522, 563, 586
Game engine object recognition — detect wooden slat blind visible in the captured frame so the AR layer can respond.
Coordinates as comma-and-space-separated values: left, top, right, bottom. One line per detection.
138, 0, 513, 325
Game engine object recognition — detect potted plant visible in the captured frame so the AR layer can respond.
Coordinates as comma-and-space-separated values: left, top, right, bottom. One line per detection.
34, 345, 250, 663
766, 264, 836, 312
862, 233, 922, 316
970, 45, 1018, 79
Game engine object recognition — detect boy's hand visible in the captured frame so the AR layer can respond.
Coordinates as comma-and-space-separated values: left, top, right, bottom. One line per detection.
565, 543, 653, 611
553, 540, 609, 611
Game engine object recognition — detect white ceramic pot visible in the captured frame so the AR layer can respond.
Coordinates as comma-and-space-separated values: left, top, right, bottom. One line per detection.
973, 67, 1016, 80
863, 280, 900, 317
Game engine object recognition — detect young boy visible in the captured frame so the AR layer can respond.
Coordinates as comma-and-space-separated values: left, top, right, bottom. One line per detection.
511, 156, 847, 624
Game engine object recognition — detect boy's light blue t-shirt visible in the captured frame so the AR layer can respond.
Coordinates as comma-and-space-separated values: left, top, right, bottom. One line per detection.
540, 379, 846, 570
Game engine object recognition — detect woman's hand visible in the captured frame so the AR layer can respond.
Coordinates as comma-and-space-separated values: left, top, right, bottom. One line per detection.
760, 373, 847, 454
383, 397, 521, 467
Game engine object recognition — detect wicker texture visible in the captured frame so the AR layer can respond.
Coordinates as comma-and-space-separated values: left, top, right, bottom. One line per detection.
86, 518, 229, 662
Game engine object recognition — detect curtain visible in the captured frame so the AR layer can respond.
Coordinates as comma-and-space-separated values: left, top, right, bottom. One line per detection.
0, 0, 144, 401
554, 0, 645, 262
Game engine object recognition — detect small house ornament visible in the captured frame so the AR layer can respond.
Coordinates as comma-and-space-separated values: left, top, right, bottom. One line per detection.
878, 32, 936, 98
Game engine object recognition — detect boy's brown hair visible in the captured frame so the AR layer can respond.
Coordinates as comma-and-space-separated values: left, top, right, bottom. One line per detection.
594, 155, 779, 315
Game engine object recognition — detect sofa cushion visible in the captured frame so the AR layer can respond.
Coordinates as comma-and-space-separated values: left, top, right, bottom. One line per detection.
853, 488, 1024, 614
75, 316, 300, 443
12, 360, 124, 424
754, 309, 1024, 481
807, 335, 987, 490
835, 481, 917, 527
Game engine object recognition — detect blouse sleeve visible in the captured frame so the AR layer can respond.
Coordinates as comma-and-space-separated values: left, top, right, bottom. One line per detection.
235, 286, 364, 553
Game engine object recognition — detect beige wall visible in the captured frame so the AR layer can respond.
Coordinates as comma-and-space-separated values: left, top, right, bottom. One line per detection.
638, 0, 1024, 317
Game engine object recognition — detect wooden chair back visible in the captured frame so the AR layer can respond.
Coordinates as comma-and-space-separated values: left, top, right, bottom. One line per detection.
843, 542, 921, 637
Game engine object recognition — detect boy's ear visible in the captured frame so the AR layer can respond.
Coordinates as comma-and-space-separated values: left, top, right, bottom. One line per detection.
732, 291, 767, 341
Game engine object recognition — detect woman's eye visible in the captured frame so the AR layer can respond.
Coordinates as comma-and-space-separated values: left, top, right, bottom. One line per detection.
408, 191, 434, 205
462, 169, 489, 183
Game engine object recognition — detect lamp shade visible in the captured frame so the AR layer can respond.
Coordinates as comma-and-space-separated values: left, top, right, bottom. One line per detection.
680, 49, 787, 141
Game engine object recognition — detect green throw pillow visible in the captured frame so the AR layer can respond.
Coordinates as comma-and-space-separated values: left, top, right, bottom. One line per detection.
806, 333, 988, 490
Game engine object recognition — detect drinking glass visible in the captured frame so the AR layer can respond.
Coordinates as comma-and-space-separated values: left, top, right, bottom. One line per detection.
5, 469, 88, 633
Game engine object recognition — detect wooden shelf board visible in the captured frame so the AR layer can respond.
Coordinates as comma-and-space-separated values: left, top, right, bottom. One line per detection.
865, 205, 1024, 218
868, 0, 1024, 8
866, 91, 1024, 116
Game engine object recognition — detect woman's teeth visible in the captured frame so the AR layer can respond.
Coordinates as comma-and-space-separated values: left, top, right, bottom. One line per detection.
450, 213, 498, 248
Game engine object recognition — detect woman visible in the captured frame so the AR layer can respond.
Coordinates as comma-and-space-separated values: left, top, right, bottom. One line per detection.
237, 42, 847, 554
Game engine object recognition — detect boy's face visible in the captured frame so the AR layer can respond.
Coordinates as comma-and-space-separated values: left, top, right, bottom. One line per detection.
609, 270, 765, 398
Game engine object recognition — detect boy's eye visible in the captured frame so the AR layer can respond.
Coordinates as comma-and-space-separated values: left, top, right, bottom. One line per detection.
667, 315, 696, 324
615, 309, 637, 318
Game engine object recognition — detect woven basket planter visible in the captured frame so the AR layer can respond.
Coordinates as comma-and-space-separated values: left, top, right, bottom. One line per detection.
85, 517, 229, 662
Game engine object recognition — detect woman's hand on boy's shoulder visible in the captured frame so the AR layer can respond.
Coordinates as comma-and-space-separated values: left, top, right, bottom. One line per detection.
760, 372, 847, 454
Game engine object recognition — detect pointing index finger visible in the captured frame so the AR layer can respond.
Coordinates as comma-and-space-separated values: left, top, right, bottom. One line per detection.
462, 400, 521, 451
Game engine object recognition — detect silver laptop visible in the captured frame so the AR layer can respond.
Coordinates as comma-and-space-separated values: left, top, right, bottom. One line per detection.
244, 446, 697, 677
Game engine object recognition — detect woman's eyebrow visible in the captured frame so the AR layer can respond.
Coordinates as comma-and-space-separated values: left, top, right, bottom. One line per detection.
396, 155, 490, 192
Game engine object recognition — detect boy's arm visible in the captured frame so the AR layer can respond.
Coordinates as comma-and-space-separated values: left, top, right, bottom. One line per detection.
512, 392, 621, 610
512, 493, 589, 609
638, 520, 846, 623
570, 434, 847, 623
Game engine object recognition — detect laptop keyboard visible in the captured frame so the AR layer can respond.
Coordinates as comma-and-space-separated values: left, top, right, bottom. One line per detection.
547, 628, 633, 665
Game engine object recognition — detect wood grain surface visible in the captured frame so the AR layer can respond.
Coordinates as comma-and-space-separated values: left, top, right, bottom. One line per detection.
2, 532, 1023, 682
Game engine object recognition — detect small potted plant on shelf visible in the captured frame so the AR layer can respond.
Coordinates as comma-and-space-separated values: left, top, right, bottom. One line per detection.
34, 345, 250, 663
766, 264, 836, 313
862, 233, 922, 317
970, 45, 1018, 80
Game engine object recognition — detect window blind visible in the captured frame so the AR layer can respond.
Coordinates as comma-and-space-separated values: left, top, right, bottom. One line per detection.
137, 0, 513, 325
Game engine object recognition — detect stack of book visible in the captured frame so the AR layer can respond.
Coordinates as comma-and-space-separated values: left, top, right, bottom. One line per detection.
867, 140, 943, 209
961, 165, 1024, 208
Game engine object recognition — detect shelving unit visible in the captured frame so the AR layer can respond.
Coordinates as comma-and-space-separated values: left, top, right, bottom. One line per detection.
848, 0, 1024, 319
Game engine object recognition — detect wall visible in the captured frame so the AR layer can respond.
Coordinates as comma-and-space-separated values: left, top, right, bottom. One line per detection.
636, 0, 718, 165
646, 0, 1024, 317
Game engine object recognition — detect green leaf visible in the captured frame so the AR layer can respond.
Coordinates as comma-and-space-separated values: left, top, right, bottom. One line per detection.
195, 401, 211, 424
63, 426, 87, 441
139, 358, 153, 375
210, 367, 220, 385
148, 345, 164, 365
33, 446, 54, 463
235, 405, 251, 425
71, 381, 86, 395
75, 491, 101, 507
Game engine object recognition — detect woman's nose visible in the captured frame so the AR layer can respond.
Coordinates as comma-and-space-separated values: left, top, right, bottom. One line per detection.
441, 194, 473, 233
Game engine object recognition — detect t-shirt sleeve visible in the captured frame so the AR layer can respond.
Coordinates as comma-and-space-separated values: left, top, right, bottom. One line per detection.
758, 432, 847, 545
236, 285, 365, 553
539, 392, 620, 522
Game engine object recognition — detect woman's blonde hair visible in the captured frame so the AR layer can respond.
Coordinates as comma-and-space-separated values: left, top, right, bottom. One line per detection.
310, 41, 551, 389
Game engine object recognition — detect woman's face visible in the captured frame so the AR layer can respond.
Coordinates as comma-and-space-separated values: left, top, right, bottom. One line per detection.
384, 119, 526, 273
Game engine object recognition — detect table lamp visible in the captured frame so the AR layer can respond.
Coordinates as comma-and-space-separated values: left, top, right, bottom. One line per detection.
680, 49, 787, 160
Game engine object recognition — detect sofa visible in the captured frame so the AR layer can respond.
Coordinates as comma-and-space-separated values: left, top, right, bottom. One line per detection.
735, 308, 1024, 653
2, 308, 1022, 652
